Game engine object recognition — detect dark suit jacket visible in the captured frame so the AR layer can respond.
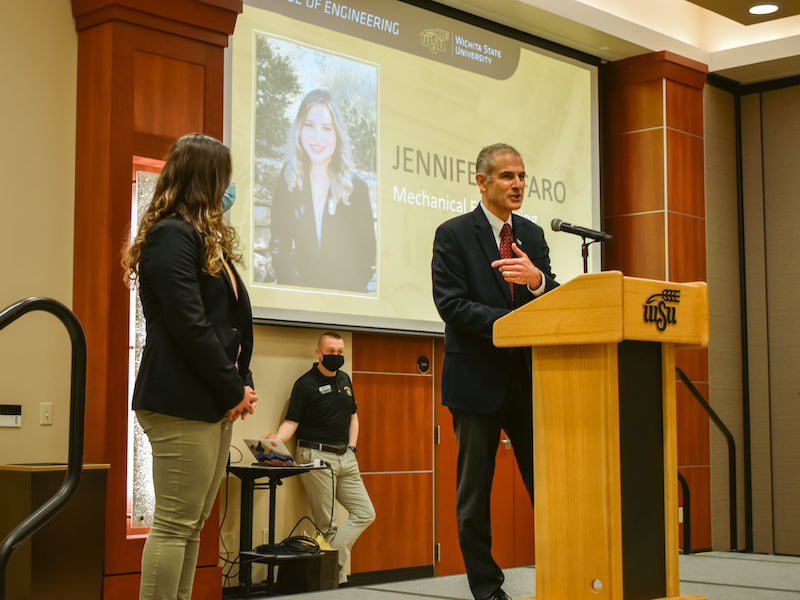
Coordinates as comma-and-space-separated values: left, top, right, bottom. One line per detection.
270, 167, 376, 293
432, 206, 557, 414
132, 216, 254, 423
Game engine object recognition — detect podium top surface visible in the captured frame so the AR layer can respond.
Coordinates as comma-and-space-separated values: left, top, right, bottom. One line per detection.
494, 271, 708, 348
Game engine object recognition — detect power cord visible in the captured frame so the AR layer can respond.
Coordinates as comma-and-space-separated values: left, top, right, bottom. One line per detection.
221, 456, 336, 575
250, 534, 320, 558
287, 515, 327, 540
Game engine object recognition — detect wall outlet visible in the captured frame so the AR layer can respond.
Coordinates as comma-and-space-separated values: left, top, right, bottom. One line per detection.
40, 402, 53, 426
262, 528, 269, 545
678, 507, 684, 523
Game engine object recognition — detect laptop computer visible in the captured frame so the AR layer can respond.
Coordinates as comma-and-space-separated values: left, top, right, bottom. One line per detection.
244, 438, 297, 467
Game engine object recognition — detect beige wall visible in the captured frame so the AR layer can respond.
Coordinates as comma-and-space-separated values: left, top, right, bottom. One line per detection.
751, 86, 800, 556
0, 1, 77, 465
705, 82, 800, 555
740, 92, 774, 554
704, 85, 745, 551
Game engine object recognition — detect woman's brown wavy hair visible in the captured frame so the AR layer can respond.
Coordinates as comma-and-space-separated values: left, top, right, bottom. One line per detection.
124, 134, 242, 286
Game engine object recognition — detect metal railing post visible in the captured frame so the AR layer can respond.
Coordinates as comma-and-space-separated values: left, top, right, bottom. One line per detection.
0, 298, 86, 600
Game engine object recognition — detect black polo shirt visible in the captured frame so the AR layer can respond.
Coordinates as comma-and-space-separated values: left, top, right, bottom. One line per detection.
285, 363, 357, 445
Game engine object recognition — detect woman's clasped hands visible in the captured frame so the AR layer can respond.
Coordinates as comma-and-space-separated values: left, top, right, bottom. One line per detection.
228, 385, 258, 422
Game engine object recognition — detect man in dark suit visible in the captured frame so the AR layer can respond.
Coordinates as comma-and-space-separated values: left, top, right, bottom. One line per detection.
431, 143, 558, 600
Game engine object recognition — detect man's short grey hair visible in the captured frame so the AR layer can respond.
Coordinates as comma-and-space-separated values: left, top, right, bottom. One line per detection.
476, 143, 522, 181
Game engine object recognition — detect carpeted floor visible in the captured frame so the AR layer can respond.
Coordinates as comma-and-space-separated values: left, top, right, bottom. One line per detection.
243, 551, 800, 599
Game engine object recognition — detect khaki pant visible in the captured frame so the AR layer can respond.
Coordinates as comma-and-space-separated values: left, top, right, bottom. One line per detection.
296, 445, 376, 583
136, 410, 232, 600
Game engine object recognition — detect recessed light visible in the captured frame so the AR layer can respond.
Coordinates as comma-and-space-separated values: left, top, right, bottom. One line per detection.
749, 3, 779, 15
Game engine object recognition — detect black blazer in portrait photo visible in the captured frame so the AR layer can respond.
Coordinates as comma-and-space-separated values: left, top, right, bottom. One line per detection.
270, 167, 376, 293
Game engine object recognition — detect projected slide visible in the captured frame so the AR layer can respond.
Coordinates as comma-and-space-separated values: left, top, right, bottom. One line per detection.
230, 0, 598, 332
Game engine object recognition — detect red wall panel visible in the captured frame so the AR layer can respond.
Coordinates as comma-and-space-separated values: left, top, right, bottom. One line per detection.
602, 51, 712, 551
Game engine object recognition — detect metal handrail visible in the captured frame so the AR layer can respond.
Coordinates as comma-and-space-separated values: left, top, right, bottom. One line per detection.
676, 366, 737, 551
677, 470, 692, 553
0, 298, 87, 600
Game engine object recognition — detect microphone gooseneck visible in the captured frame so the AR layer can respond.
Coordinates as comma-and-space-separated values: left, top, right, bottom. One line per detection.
551, 218, 612, 243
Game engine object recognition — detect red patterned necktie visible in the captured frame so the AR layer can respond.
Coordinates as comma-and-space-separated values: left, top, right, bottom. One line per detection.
499, 223, 514, 300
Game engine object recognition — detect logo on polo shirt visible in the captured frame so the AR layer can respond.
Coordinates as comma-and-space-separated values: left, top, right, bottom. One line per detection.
344, 386, 353, 397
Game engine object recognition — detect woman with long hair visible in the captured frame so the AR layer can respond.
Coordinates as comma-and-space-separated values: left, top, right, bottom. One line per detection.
270, 89, 376, 292
125, 133, 258, 600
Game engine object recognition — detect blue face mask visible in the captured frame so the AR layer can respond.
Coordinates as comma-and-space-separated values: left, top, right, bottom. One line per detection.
221, 183, 236, 212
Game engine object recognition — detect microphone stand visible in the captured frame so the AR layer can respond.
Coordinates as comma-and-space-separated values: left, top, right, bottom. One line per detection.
581, 237, 602, 274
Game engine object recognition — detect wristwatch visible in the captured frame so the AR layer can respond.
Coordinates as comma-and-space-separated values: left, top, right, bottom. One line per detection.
348, 445, 357, 453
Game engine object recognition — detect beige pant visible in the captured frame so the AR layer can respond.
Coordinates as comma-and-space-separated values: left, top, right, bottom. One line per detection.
136, 410, 232, 600
296, 445, 376, 583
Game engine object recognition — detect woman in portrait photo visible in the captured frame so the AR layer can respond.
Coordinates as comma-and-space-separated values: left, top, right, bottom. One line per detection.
270, 89, 376, 293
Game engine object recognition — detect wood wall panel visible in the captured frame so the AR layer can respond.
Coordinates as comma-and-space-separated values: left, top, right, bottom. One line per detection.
603, 213, 666, 279
133, 51, 205, 137
491, 443, 517, 569
605, 51, 707, 90
431, 338, 535, 577
603, 129, 664, 217
676, 384, 710, 467
73, 21, 115, 467
72, 0, 239, 47
351, 473, 434, 572
668, 213, 707, 282
351, 332, 435, 577
666, 131, 705, 217
603, 78, 664, 135
674, 347, 709, 382
602, 51, 712, 553
667, 81, 704, 136
102, 566, 223, 600
679, 466, 712, 551
512, 458, 535, 566
351, 333, 433, 375
353, 373, 433, 473
433, 339, 465, 576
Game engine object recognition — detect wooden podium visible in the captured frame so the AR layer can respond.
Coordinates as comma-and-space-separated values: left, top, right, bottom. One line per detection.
493, 272, 708, 600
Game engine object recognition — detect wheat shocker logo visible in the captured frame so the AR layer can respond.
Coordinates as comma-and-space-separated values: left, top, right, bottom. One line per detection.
643, 289, 680, 332
420, 28, 449, 55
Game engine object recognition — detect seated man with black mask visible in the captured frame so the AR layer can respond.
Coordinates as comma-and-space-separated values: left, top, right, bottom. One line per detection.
266, 331, 375, 585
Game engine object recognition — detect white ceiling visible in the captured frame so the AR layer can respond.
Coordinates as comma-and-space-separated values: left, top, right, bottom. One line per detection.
436, 0, 800, 84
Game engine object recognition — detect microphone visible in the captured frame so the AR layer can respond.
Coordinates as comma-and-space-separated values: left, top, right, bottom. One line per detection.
551, 218, 612, 242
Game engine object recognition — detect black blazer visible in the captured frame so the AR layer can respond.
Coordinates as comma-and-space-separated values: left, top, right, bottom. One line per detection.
132, 216, 254, 423
270, 167, 376, 293
432, 206, 557, 414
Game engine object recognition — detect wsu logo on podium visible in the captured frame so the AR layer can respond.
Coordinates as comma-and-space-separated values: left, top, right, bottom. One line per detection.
643, 289, 680, 331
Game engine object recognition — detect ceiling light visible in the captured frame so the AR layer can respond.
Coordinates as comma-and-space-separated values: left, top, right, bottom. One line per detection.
749, 4, 779, 15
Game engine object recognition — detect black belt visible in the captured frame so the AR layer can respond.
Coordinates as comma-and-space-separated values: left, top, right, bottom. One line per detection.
298, 440, 348, 455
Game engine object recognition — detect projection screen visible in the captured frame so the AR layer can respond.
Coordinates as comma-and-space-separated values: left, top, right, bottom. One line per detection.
229, 0, 600, 333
